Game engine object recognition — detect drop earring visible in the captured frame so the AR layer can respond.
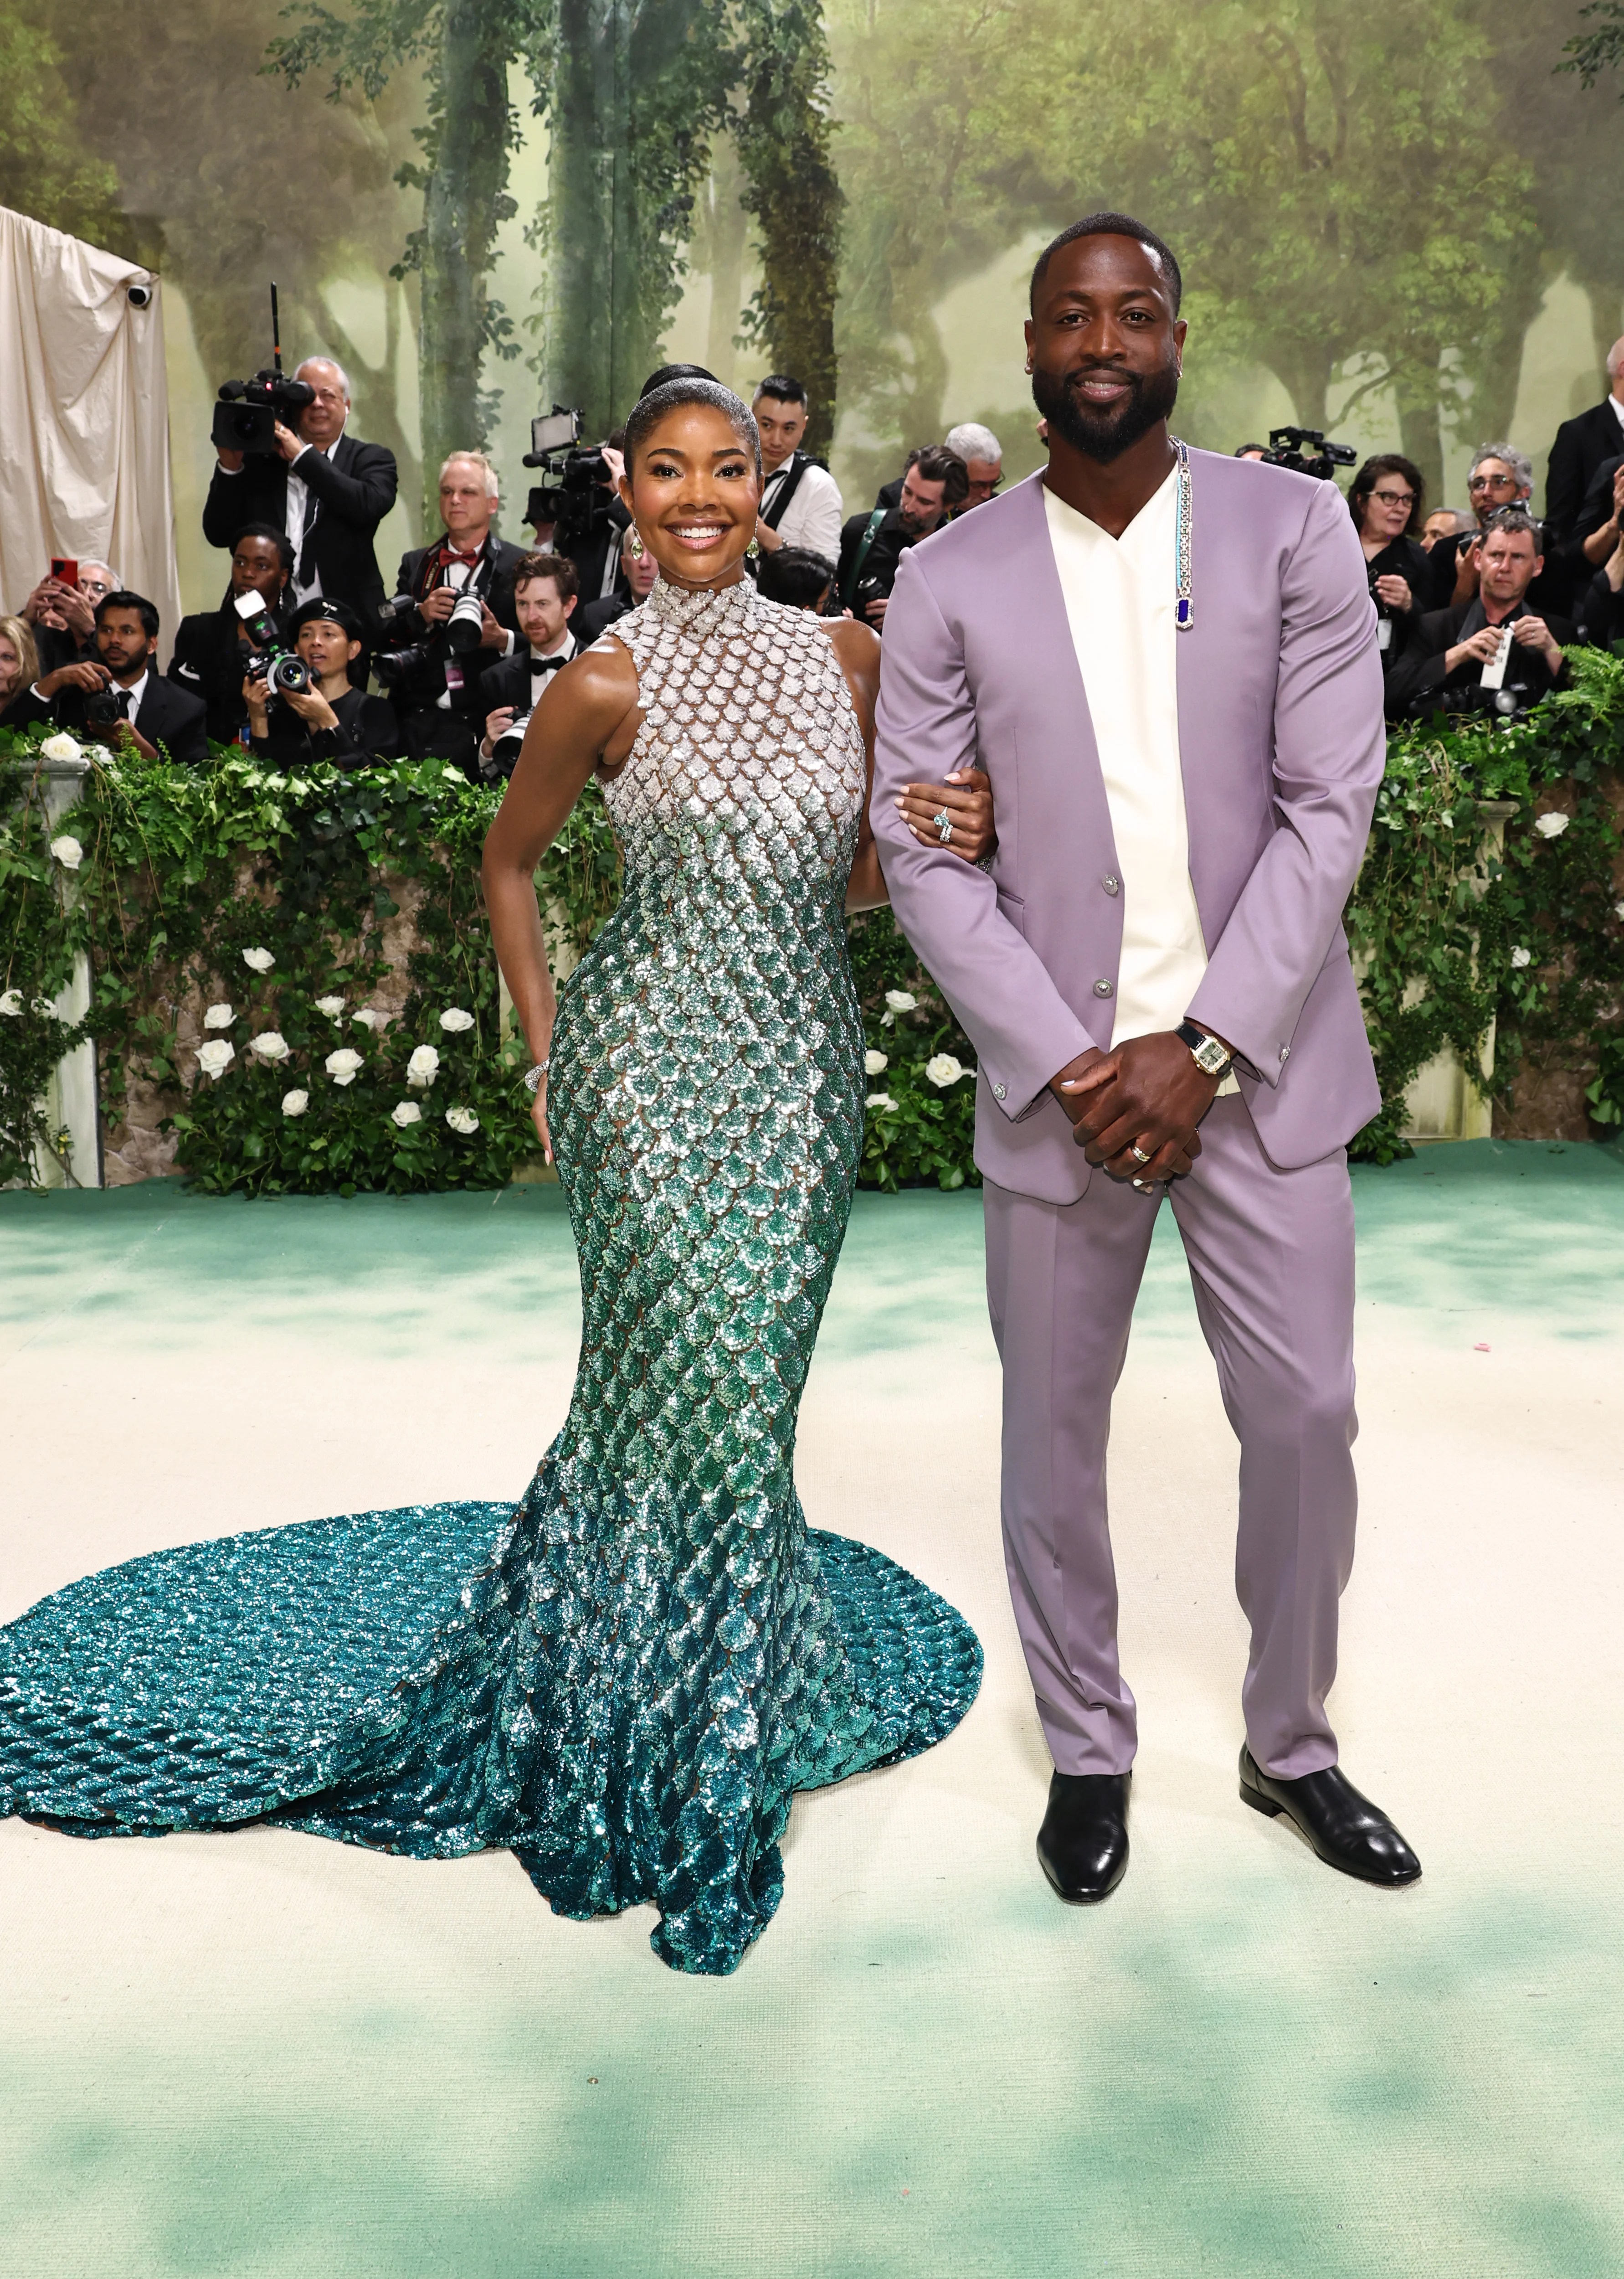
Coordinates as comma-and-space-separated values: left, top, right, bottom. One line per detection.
627, 526, 646, 562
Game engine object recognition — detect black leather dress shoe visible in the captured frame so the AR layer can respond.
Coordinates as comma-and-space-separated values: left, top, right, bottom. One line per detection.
1239, 1746, 1421, 1887
1036, 1770, 1131, 1903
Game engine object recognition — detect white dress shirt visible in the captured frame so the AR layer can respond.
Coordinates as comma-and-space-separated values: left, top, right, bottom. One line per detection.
761, 457, 844, 562
1043, 472, 1235, 1088
285, 438, 343, 603
121, 668, 151, 727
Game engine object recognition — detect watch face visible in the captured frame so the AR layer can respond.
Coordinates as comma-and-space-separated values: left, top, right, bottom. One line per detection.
1195, 1037, 1230, 1075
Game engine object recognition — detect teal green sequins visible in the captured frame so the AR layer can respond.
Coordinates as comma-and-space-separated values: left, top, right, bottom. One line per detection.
0, 577, 982, 1975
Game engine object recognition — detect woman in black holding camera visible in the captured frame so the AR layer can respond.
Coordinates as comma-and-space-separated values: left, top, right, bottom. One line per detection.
243, 599, 399, 772
1349, 454, 1430, 665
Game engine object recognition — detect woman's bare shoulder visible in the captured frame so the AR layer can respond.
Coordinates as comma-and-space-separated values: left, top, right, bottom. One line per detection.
824, 615, 881, 690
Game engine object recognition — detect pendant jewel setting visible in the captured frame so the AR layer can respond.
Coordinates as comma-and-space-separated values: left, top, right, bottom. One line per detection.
1173, 435, 1193, 631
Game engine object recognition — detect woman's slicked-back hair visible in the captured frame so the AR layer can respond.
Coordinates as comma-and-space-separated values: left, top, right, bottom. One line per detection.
623, 376, 761, 479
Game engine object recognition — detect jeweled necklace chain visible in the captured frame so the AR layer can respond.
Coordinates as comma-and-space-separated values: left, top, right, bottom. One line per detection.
1173, 436, 1193, 631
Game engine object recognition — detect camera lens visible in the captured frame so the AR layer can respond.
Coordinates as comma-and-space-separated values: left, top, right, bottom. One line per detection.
445, 588, 487, 654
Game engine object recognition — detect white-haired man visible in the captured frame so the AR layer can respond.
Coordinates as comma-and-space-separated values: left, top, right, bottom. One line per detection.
18, 558, 123, 677
1546, 337, 1624, 546
1424, 443, 1538, 611
945, 420, 1004, 509
386, 451, 528, 779
203, 354, 398, 628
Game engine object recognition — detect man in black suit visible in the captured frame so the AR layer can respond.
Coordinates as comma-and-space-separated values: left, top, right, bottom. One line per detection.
47, 592, 209, 766
474, 552, 581, 780
1385, 513, 1573, 723
575, 522, 660, 642
1544, 339, 1624, 545
837, 447, 968, 629
383, 451, 529, 780
168, 525, 293, 746
201, 357, 397, 630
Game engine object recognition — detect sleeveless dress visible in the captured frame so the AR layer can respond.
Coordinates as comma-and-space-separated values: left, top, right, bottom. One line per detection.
0, 577, 982, 1976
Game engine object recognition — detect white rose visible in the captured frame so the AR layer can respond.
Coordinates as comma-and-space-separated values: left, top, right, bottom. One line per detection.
439, 1007, 476, 1033
1509, 946, 1532, 970
203, 1002, 234, 1029
0, 989, 22, 1017
242, 946, 276, 973
30, 997, 54, 1016
1615, 902, 1624, 922
196, 1038, 235, 1079
281, 1088, 309, 1117
40, 732, 82, 763
865, 1092, 898, 1112
325, 1047, 364, 1086
315, 995, 344, 1019
49, 835, 83, 871
390, 1099, 422, 1128
864, 1048, 888, 1075
445, 1105, 480, 1134
884, 990, 917, 1013
250, 1030, 290, 1061
925, 1053, 966, 1087
353, 1007, 385, 1031
1533, 812, 1569, 839
407, 1044, 440, 1088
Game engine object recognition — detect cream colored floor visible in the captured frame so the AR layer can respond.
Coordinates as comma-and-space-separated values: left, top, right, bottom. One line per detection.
2, 1147, 1621, 2278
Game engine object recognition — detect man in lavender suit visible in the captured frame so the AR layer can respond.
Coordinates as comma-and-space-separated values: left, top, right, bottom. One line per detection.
872, 214, 1422, 1903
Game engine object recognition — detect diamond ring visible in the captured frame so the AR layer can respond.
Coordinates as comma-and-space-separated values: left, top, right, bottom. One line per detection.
933, 808, 953, 843
1129, 1143, 1151, 1165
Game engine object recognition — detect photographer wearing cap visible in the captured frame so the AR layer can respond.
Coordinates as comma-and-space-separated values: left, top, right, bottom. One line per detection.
243, 598, 399, 773
476, 552, 582, 781
203, 356, 397, 629
168, 525, 293, 746
383, 452, 528, 780
1386, 510, 1573, 722
751, 376, 844, 561
44, 593, 208, 766
837, 446, 968, 629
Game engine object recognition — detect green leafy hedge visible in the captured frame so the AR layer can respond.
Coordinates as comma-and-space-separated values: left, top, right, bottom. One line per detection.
4, 655, 1623, 1196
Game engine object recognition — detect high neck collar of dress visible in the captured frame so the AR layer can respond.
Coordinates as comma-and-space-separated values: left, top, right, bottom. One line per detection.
641, 575, 756, 637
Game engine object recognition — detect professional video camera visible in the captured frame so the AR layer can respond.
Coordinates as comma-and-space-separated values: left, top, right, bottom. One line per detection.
212, 284, 316, 455
1260, 426, 1358, 483
234, 590, 312, 699
371, 572, 489, 688
522, 406, 613, 546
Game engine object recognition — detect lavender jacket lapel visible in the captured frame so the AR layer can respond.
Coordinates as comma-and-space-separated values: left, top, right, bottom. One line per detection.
871, 454, 1385, 1206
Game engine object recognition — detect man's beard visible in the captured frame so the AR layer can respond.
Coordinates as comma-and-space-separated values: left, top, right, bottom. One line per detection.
1032, 357, 1180, 465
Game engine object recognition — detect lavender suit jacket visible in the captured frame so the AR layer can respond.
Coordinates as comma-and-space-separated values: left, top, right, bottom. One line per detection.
870, 454, 1386, 1205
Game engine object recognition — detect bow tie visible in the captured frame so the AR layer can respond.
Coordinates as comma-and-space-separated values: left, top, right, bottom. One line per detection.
531, 650, 570, 673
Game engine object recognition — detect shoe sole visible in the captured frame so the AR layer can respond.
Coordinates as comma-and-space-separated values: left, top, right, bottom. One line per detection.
1239, 1779, 1422, 1888
1036, 1840, 1128, 1906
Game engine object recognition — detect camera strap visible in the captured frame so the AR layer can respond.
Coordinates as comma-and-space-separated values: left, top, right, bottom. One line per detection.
840, 508, 888, 611
761, 454, 812, 533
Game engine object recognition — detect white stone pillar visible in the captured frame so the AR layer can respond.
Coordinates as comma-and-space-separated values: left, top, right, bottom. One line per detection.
34, 752, 101, 1189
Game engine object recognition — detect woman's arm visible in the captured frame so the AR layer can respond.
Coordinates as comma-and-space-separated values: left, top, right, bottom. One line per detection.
481, 640, 642, 1156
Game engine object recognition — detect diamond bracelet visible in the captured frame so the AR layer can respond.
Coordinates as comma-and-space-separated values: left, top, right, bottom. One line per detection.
523, 1058, 550, 1094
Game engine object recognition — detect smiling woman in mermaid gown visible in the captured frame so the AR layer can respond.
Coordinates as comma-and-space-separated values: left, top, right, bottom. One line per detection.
0, 376, 987, 1975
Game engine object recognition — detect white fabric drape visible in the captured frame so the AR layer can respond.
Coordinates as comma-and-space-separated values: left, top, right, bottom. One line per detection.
0, 205, 180, 664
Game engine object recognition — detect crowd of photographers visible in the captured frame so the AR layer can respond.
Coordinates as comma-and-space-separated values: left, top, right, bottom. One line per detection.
4, 335, 1623, 771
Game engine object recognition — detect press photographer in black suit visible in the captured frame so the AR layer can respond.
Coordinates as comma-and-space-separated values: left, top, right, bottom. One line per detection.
48, 593, 209, 767
1545, 338, 1624, 545
202, 357, 397, 630
243, 600, 400, 773
168, 525, 293, 747
383, 452, 528, 779
574, 521, 661, 641
1386, 512, 1573, 723
836, 446, 968, 629
475, 553, 581, 781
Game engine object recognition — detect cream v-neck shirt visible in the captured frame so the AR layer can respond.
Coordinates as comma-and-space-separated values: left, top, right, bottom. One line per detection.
1044, 471, 1229, 1080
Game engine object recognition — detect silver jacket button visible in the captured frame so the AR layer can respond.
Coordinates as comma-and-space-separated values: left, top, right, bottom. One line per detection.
1092, 978, 1114, 998
1102, 875, 1120, 896
993, 1081, 1007, 1100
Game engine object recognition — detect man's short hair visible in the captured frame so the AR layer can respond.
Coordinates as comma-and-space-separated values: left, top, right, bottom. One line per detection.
231, 522, 295, 576
1234, 443, 1268, 457
756, 547, 835, 609
296, 355, 351, 398
1469, 442, 1533, 493
96, 591, 159, 639
1030, 211, 1183, 315
945, 421, 1002, 464
755, 373, 808, 409
288, 596, 366, 642
910, 445, 970, 509
439, 450, 500, 500
515, 550, 579, 602
1606, 338, 1624, 382
1480, 507, 1542, 552
80, 559, 121, 587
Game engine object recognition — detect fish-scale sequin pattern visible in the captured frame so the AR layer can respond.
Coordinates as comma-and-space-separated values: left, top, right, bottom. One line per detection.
0, 577, 983, 1976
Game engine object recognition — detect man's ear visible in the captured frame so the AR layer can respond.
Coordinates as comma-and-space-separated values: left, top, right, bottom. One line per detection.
562, 593, 578, 619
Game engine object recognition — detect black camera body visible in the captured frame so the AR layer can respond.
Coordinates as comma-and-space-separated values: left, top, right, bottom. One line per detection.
213, 370, 316, 457
83, 684, 132, 729
1261, 426, 1357, 483
522, 405, 613, 545
234, 593, 312, 697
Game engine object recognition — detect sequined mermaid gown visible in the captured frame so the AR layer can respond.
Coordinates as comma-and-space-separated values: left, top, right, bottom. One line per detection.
0, 577, 982, 1975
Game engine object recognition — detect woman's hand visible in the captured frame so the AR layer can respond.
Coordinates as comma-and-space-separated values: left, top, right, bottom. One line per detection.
1373, 573, 1413, 612
241, 674, 271, 732
530, 1071, 552, 1164
895, 768, 996, 863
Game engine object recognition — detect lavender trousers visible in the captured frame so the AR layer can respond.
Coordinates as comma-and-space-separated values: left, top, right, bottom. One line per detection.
983, 1096, 1358, 1781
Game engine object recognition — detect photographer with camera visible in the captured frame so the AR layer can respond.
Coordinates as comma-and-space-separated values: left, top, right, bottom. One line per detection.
44, 592, 208, 765
751, 375, 844, 560
1385, 510, 1573, 723
837, 446, 968, 628
521, 407, 631, 603
167, 525, 293, 746
1348, 454, 1430, 660
575, 521, 660, 641
1421, 445, 1542, 611
476, 553, 582, 781
204, 355, 397, 629
242, 598, 399, 773
381, 451, 527, 779
17, 560, 120, 677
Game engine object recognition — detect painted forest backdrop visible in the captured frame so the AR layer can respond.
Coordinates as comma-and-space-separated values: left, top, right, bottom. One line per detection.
5, 0, 1624, 607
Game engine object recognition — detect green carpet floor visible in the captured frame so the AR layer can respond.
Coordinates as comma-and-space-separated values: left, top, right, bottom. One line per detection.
2, 1142, 1621, 2277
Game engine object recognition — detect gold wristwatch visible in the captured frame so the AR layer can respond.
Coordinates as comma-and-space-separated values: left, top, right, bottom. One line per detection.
1176, 1020, 1233, 1080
